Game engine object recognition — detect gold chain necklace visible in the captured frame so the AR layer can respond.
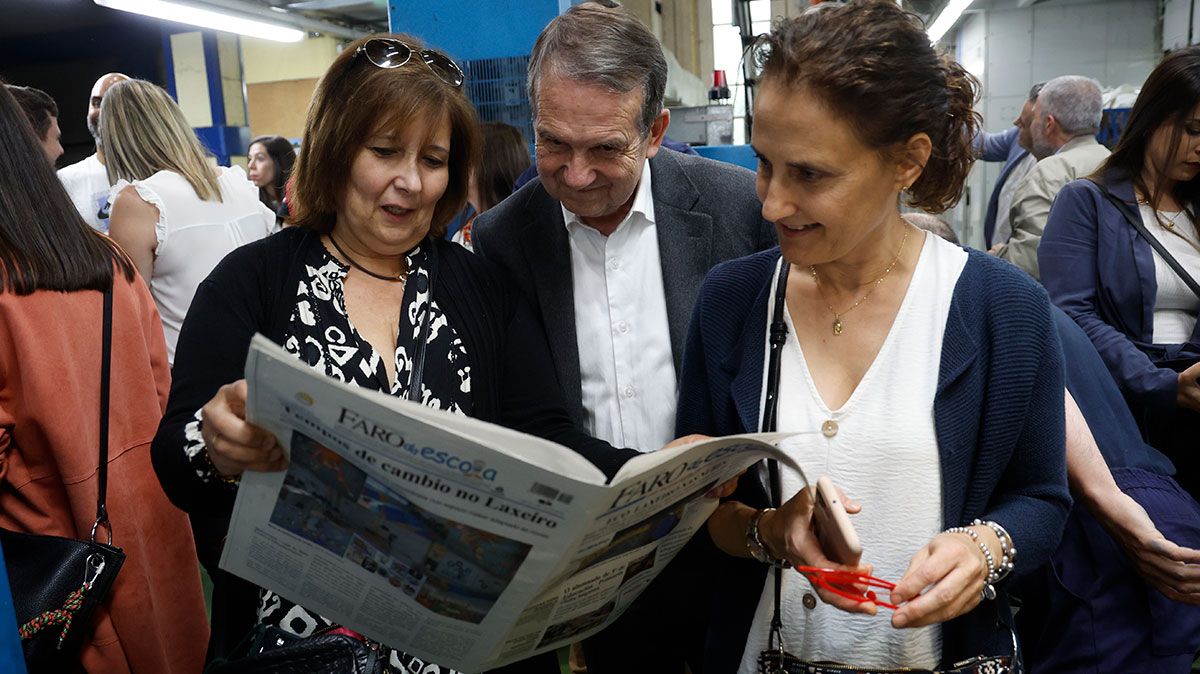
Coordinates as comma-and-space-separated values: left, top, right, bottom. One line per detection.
1159, 212, 1200, 254
1138, 198, 1200, 255
810, 226, 911, 336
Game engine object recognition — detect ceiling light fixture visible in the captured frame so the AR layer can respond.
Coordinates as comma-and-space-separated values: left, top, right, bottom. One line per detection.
927, 0, 974, 43
94, 0, 306, 42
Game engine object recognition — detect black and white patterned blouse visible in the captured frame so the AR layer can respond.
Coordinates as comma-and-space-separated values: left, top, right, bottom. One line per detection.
184, 239, 470, 674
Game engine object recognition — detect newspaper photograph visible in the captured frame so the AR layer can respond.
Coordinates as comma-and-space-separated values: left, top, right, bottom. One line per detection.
220, 335, 804, 671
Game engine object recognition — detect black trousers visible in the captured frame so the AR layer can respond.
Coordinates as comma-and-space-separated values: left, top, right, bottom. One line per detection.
581, 536, 715, 674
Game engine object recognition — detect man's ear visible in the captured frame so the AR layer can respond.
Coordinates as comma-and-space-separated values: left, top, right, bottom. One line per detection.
895, 132, 932, 192
645, 108, 670, 159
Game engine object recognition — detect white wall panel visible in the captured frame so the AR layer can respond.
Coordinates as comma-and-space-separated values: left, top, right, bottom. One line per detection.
952, 0, 1158, 246
1162, 0, 1192, 49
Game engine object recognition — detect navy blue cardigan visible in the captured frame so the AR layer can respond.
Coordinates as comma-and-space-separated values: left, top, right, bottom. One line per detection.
1039, 171, 1200, 420
675, 247, 1071, 671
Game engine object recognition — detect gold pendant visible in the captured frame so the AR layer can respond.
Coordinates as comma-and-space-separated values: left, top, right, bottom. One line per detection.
832, 317, 843, 335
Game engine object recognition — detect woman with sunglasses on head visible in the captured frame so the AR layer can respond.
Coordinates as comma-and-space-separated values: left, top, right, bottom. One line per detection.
103, 80, 278, 366
1039, 46, 1200, 500
675, 2, 1070, 671
0, 82, 209, 673
152, 34, 633, 673
247, 135, 297, 226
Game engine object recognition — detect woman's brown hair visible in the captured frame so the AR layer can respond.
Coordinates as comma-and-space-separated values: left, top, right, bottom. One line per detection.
289, 34, 481, 238
475, 122, 531, 212
757, 0, 981, 213
0, 80, 134, 294
1095, 45, 1200, 214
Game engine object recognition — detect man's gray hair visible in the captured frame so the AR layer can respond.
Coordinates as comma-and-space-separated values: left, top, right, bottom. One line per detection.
527, 0, 667, 134
1036, 75, 1103, 135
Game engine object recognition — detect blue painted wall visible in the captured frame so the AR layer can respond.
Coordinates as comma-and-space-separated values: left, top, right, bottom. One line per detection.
388, 0, 562, 61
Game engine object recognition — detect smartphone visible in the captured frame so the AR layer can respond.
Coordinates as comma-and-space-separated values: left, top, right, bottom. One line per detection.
812, 475, 862, 566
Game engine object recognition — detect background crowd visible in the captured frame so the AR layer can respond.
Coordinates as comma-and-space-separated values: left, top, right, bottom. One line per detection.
0, 0, 1198, 673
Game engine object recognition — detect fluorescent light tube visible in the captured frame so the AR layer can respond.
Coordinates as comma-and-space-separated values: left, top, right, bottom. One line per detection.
927, 0, 973, 43
94, 0, 306, 42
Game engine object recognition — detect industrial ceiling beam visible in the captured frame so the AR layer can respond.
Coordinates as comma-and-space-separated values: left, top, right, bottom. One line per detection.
194, 0, 371, 39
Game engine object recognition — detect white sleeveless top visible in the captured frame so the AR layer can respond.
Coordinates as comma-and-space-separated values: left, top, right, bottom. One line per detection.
738, 232, 968, 672
112, 166, 276, 363
1138, 203, 1200, 344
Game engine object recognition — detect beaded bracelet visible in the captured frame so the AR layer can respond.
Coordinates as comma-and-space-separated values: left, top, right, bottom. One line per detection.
747, 508, 792, 568
974, 519, 1017, 584
943, 525, 998, 600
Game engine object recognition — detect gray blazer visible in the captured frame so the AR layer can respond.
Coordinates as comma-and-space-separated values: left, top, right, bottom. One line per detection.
472, 149, 776, 426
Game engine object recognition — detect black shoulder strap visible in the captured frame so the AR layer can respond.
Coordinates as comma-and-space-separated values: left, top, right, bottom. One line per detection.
92, 287, 113, 544
762, 256, 790, 650
1087, 178, 1200, 301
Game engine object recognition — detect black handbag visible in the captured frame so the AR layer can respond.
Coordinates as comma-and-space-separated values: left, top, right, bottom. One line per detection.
207, 625, 387, 674
755, 259, 1013, 674
0, 288, 126, 672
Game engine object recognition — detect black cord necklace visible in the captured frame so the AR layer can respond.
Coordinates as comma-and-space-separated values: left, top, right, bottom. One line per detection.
328, 234, 407, 282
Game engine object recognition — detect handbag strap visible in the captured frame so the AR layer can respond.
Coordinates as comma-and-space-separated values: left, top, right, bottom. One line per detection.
91, 288, 113, 544
763, 256, 790, 649
1087, 178, 1200, 300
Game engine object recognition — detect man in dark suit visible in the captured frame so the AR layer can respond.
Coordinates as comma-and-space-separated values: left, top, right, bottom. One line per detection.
472, 1, 774, 671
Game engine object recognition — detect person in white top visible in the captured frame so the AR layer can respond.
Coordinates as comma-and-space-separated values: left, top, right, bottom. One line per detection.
683, 3, 1070, 671
1040, 44, 1200, 500
102, 79, 276, 364
57, 72, 129, 233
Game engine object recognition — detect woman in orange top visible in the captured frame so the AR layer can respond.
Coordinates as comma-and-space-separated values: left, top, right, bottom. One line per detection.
0, 83, 208, 673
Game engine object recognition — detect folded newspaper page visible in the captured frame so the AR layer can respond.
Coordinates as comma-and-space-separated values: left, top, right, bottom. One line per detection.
221, 335, 806, 671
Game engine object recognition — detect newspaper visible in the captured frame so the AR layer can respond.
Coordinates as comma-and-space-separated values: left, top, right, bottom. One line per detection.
221, 335, 805, 672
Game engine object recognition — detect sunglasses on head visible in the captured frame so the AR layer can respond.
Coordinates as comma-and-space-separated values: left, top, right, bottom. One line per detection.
356, 38, 465, 88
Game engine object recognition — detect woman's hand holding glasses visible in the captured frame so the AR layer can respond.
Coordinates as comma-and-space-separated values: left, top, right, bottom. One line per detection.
887, 525, 1000, 628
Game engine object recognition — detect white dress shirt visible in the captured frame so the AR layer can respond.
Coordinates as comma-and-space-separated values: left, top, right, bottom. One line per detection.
563, 161, 677, 452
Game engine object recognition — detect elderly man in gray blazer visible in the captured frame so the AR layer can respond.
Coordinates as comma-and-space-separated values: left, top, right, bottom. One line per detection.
472, 1, 774, 672
994, 75, 1111, 279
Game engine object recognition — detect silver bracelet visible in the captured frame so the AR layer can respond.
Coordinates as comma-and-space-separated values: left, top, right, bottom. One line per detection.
973, 519, 1016, 584
944, 525, 997, 600
747, 508, 792, 568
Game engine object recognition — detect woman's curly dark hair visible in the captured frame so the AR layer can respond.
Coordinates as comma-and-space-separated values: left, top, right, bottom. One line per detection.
757, 0, 981, 213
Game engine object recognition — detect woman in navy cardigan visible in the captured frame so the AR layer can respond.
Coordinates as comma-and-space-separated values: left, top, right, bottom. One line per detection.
1039, 46, 1200, 497
675, 3, 1070, 671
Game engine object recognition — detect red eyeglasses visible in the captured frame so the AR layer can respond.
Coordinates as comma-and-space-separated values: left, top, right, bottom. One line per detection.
796, 566, 899, 610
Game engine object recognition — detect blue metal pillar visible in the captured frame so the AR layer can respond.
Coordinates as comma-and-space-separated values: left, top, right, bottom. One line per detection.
0, 544, 27, 674
161, 29, 250, 166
